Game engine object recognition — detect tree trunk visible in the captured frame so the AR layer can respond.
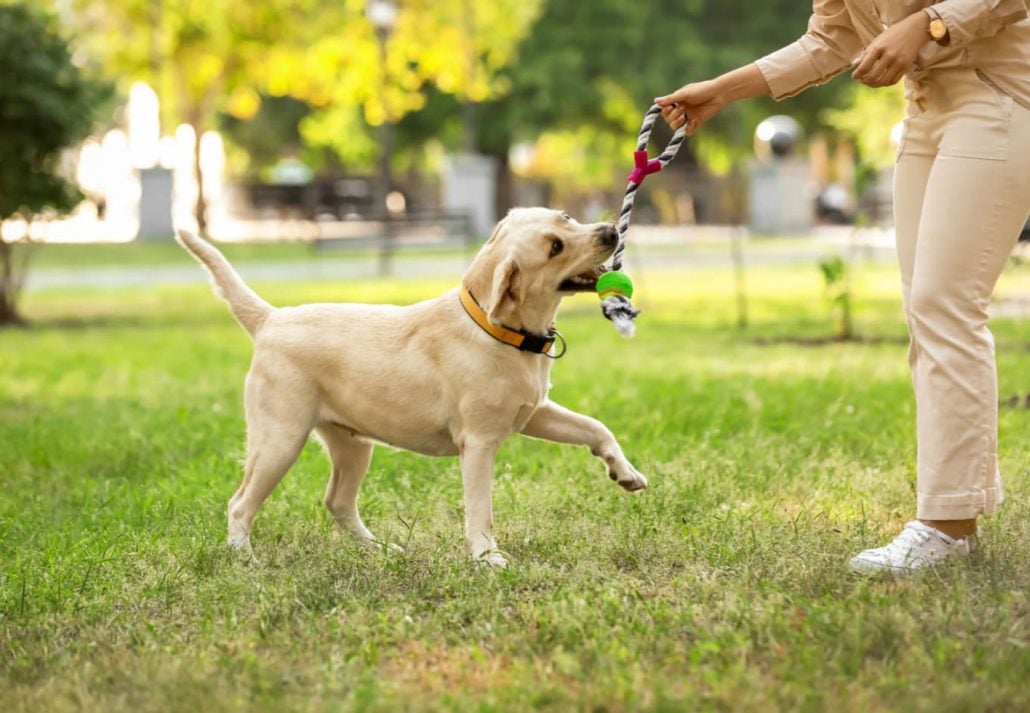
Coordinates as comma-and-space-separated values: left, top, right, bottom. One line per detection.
494, 148, 514, 218
0, 237, 25, 326
191, 119, 208, 236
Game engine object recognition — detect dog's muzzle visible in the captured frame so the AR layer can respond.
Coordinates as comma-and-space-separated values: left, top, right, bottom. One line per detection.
598, 224, 618, 249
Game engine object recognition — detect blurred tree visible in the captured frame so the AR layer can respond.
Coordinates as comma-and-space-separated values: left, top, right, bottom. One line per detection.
65, 0, 875, 224
70, 0, 321, 234
291, 0, 542, 171
0, 2, 110, 326
68, 0, 541, 217
218, 95, 314, 179
472, 0, 852, 209
822, 82, 906, 192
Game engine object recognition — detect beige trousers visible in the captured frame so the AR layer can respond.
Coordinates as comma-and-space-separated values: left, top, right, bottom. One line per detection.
894, 68, 1030, 521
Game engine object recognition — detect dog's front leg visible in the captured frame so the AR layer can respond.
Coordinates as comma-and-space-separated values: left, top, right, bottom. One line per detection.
521, 400, 647, 491
459, 440, 507, 568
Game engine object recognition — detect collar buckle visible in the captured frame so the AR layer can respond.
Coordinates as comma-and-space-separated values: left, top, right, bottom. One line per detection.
544, 330, 567, 360
518, 333, 553, 353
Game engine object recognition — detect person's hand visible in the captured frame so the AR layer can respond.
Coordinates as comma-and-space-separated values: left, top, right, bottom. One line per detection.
852, 11, 931, 87
654, 80, 726, 136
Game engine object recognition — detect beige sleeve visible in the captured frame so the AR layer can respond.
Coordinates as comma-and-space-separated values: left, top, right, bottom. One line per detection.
929, 0, 1029, 48
754, 0, 864, 100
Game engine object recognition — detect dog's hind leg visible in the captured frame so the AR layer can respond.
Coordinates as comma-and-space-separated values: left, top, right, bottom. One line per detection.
314, 423, 378, 546
520, 400, 648, 492
227, 373, 314, 553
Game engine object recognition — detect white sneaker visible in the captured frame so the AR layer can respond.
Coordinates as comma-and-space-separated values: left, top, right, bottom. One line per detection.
849, 521, 976, 576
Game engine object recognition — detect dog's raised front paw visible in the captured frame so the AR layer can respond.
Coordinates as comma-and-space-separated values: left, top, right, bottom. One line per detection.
609, 465, 648, 492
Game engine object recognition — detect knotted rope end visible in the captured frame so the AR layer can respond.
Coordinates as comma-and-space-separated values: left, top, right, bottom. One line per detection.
599, 294, 640, 339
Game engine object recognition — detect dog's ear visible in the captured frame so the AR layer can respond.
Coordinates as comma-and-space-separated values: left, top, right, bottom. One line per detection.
484, 220, 505, 245
487, 257, 524, 325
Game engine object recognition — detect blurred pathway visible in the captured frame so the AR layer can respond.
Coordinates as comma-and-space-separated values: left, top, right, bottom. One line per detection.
25, 227, 899, 291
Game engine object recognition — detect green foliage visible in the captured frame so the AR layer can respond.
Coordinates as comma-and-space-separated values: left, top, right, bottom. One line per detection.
0, 2, 109, 221
0, 1, 110, 325
275, 0, 542, 169
818, 255, 854, 340
218, 94, 314, 178
476, 0, 857, 185
823, 83, 906, 170
823, 82, 906, 194
63, 0, 873, 186
4, 260, 1030, 708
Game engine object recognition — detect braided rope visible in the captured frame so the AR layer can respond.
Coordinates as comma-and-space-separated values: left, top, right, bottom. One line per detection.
601, 104, 687, 336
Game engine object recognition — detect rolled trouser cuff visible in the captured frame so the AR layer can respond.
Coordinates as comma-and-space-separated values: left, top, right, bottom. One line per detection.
917, 478, 1003, 520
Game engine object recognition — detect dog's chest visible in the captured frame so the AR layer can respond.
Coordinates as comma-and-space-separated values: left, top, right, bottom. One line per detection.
511, 403, 538, 433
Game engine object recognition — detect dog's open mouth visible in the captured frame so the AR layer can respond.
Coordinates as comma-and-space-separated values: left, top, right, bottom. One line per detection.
558, 264, 609, 292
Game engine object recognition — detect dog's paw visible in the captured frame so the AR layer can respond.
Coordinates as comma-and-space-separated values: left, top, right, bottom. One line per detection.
227, 536, 259, 564
474, 550, 509, 569
609, 465, 648, 492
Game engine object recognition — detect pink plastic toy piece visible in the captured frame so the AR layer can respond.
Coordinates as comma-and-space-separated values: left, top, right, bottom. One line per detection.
627, 150, 662, 185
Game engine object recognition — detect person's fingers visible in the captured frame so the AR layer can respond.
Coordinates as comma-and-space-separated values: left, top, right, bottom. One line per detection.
869, 58, 901, 86
655, 92, 681, 108
661, 104, 691, 130
852, 46, 882, 79
861, 61, 887, 86
656, 84, 700, 107
885, 65, 906, 86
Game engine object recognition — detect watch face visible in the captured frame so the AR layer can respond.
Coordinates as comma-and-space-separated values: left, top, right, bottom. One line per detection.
931, 19, 947, 39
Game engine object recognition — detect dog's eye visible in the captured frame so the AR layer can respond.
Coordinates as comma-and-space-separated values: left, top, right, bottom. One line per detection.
561, 212, 571, 222
549, 238, 564, 257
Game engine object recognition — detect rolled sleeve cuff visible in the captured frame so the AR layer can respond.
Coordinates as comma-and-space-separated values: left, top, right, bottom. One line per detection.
932, 0, 1029, 48
755, 41, 820, 100
755, 36, 852, 100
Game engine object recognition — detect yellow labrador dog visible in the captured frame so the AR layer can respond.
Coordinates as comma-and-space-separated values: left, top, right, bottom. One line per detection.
176, 208, 646, 568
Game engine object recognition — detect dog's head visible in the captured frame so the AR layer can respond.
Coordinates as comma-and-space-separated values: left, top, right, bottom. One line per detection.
462, 208, 618, 333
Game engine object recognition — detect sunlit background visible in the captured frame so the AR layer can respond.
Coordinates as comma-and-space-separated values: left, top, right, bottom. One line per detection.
4, 0, 920, 246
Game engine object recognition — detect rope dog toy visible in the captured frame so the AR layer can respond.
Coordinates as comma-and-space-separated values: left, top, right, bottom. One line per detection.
598, 104, 687, 337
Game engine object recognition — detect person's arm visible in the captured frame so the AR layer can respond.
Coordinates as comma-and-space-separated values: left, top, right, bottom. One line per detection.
656, 0, 861, 133
655, 64, 768, 134
754, 0, 863, 100
851, 11, 933, 87
927, 0, 1028, 48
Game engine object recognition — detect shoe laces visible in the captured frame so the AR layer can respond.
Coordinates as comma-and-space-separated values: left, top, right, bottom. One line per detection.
881, 521, 939, 557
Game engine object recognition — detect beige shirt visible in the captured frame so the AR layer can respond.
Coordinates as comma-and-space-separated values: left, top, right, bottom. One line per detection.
755, 1, 1030, 107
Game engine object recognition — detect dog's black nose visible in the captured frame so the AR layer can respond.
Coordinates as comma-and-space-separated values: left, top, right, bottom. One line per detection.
599, 224, 618, 248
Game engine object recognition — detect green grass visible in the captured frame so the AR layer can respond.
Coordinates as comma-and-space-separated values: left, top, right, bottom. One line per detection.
24, 233, 847, 270
2, 258, 1030, 711
23, 236, 489, 271
25, 238, 319, 268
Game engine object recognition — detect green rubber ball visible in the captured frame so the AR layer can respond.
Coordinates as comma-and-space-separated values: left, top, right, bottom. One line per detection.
596, 270, 634, 300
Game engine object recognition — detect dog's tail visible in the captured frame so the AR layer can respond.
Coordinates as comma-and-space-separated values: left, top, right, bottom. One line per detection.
175, 229, 272, 337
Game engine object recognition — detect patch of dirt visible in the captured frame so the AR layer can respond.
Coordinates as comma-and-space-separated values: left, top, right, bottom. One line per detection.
378, 639, 515, 695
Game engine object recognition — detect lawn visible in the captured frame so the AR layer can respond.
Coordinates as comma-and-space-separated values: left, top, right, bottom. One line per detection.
2, 255, 1030, 711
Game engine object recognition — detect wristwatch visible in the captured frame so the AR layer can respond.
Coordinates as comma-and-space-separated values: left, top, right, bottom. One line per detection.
926, 9, 949, 43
